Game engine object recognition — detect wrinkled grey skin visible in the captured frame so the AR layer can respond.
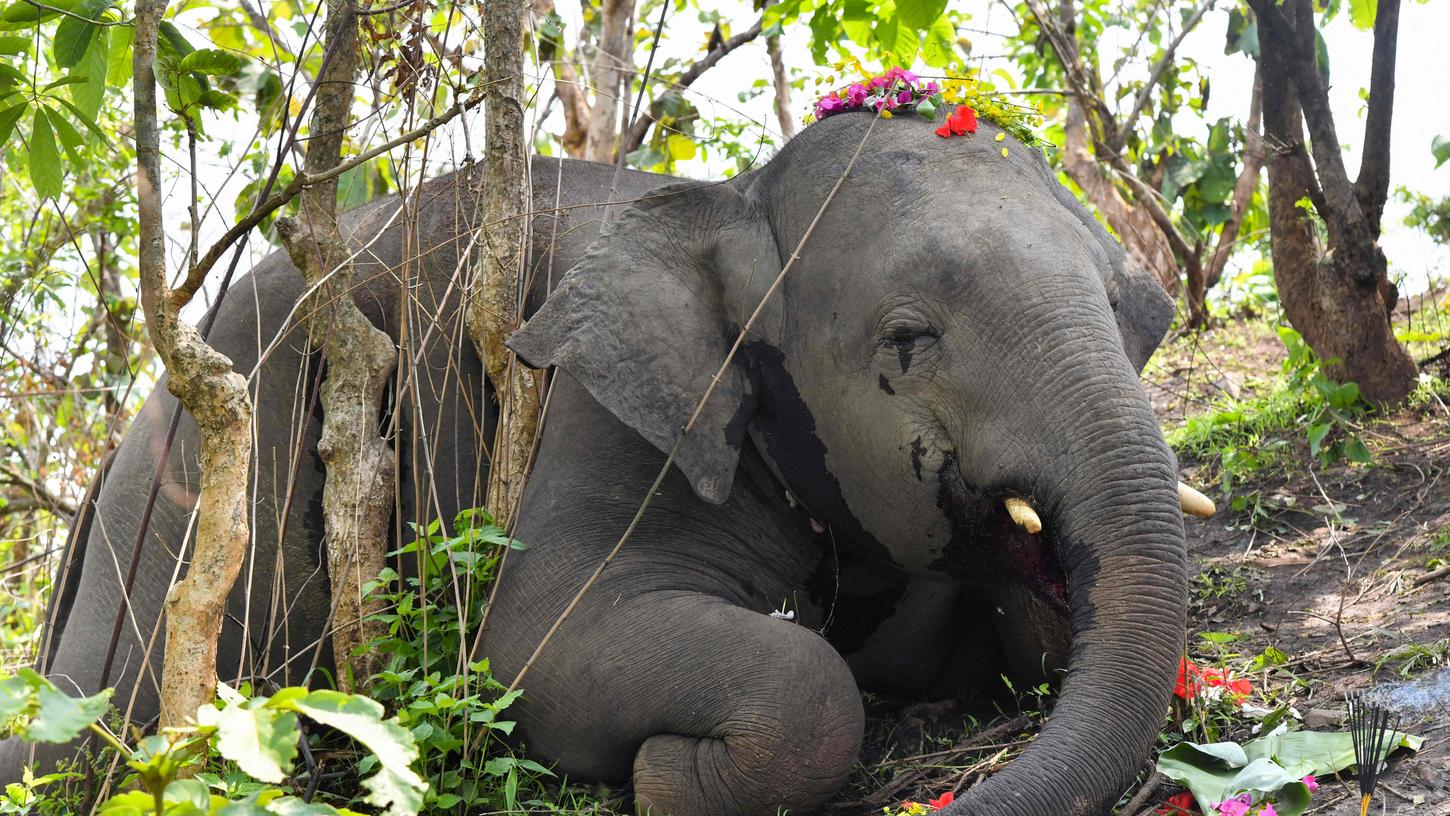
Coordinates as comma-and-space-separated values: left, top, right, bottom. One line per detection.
2, 112, 1186, 816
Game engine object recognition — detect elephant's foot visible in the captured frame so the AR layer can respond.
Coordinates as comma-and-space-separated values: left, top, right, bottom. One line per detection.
622, 600, 863, 815
487, 583, 864, 816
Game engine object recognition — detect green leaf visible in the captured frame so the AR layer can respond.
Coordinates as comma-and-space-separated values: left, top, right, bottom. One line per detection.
42, 106, 85, 165
195, 88, 236, 111
178, 48, 244, 76
105, 22, 131, 86
71, 23, 108, 121
921, 17, 955, 67
26, 108, 63, 201
0, 97, 27, 144
1306, 422, 1330, 456
53, 95, 108, 142
23, 680, 110, 743
52, 0, 108, 68
281, 690, 425, 816
0, 675, 34, 720
1433, 134, 1450, 169
1313, 27, 1331, 85
196, 700, 300, 784
896, 0, 948, 32
0, 62, 23, 86
0, 34, 27, 54
1348, 0, 1376, 30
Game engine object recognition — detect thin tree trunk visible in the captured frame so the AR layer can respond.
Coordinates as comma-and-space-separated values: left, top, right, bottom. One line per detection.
470, 0, 540, 522
1062, 88, 1180, 293
134, 0, 255, 732
273, 0, 395, 693
1188, 66, 1265, 326
767, 32, 795, 140
583, 0, 635, 162
1250, 0, 1416, 404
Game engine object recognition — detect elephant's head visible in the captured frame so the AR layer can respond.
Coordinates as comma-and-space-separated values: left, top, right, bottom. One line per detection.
509, 112, 1187, 816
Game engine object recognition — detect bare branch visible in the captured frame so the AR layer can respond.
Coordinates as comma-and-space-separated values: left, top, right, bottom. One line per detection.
622, 15, 766, 155
174, 85, 489, 306
1111, 0, 1216, 152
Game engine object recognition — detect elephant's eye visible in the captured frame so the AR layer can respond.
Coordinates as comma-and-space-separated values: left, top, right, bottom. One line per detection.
878, 323, 940, 350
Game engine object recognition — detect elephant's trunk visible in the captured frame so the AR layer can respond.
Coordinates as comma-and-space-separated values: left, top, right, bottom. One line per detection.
950, 315, 1188, 815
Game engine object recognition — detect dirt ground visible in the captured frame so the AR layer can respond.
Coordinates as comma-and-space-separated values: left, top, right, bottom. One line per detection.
831, 312, 1450, 815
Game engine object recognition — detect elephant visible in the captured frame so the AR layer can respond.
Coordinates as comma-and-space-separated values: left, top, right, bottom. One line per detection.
1, 110, 1194, 816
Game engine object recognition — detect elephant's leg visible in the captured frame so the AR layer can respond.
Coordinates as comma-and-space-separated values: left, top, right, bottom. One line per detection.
494, 590, 863, 816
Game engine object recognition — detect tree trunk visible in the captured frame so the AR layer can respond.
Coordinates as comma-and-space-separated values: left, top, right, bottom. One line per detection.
273, 0, 395, 693
1251, 0, 1416, 404
134, 0, 255, 732
583, 0, 636, 162
470, 0, 541, 522
766, 32, 795, 140
1188, 66, 1265, 327
1062, 92, 1180, 294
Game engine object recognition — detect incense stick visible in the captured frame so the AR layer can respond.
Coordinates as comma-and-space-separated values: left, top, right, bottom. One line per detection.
1346, 692, 1397, 816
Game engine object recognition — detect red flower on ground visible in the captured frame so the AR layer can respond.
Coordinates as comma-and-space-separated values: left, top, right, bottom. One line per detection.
1155, 791, 1200, 814
1175, 657, 1253, 701
934, 105, 977, 138
928, 791, 954, 810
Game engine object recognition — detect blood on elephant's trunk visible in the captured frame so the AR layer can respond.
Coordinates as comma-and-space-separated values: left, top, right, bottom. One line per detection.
951, 340, 1188, 815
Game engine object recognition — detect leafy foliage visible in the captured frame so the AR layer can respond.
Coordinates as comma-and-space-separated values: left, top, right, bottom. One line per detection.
1170, 326, 1373, 499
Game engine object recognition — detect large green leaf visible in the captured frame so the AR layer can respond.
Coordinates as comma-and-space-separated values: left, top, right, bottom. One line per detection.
1348, 0, 1376, 30
178, 48, 244, 77
197, 700, 300, 784
895, 0, 948, 32
279, 690, 426, 816
70, 24, 108, 121
42, 105, 85, 165
1159, 730, 1423, 816
22, 678, 110, 743
0, 96, 26, 144
27, 107, 63, 201
52, 0, 108, 68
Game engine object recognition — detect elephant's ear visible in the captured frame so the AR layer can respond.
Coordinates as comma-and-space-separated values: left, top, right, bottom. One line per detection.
507, 181, 780, 505
1040, 173, 1174, 372
1101, 252, 1174, 373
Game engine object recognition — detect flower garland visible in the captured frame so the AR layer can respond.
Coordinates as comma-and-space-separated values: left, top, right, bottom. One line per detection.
807, 60, 1044, 150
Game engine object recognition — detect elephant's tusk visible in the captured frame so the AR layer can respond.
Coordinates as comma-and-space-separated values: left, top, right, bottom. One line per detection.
1004, 497, 1042, 534
1178, 482, 1216, 517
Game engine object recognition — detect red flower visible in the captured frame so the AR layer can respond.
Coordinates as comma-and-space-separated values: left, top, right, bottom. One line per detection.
1175, 657, 1253, 701
928, 791, 954, 810
934, 105, 977, 138
1155, 791, 1199, 814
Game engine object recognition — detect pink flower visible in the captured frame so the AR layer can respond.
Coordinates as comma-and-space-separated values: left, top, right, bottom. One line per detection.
845, 83, 868, 106
1258, 805, 1278, 816
897, 90, 913, 105
1301, 775, 1317, 792
921, 81, 941, 95
1213, 794, 1252, 816
815, 94, 845, 118
885, 66, 920, 84
870, 74, 892, 88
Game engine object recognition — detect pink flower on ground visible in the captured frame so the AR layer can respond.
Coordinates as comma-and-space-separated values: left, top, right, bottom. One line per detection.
1257, 804, 1278, 816
1214, 794, 1252, 816
1301, 775, 1318, 792
845, 83, 868, 106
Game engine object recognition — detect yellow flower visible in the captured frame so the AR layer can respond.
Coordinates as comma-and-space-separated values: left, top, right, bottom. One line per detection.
881, 109, 894, 118
1001, 147, 1010, 157
995, 132, 1006, 141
